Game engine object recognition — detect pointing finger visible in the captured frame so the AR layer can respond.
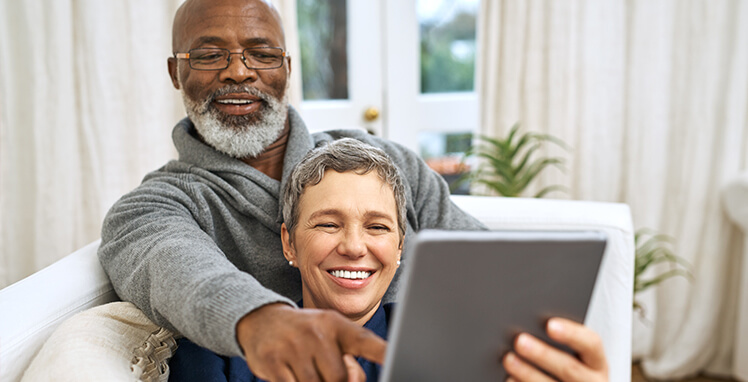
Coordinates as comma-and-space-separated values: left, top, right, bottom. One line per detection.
338, 322, 387, 365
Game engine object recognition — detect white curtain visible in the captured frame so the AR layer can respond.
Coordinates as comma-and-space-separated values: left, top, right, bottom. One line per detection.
478, 0, 748, 379
0, 0, 302, 289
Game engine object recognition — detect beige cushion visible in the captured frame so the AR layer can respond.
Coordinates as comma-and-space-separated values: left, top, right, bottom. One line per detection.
21, 302, 177, 382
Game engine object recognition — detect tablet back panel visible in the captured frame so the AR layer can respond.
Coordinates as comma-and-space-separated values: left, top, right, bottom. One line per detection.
381, 230, 606, 381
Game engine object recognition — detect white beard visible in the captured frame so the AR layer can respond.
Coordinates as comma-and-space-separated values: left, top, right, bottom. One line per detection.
180, 84, 288, 158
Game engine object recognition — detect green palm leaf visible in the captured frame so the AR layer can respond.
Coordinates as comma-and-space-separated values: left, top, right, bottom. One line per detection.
633, 228, 693, 315
464, 123, 568, 198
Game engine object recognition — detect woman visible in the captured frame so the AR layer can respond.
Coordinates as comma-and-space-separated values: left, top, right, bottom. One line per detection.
170, 138, 608, 381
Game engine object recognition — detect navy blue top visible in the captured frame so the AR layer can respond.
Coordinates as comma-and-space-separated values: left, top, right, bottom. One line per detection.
168, 302, 394, 382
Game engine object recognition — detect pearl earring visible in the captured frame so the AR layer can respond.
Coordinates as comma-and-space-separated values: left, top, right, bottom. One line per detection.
397, 260, 401, 266
288, 260, 294, 266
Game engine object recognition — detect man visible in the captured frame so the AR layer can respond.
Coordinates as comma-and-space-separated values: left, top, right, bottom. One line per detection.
99, 0, 608, 381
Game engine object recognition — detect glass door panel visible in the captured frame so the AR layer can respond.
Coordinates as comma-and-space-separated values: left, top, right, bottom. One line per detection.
419, 0, 479, 94
297, 0, 383, 136
297, 0, 348, 100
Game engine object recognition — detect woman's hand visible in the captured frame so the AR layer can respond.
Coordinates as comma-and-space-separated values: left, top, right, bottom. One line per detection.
502, 317, 608, 382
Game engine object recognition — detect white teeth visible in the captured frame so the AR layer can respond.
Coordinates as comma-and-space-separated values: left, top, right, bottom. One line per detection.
329, 270, 371, 280
216, 99, 253, 104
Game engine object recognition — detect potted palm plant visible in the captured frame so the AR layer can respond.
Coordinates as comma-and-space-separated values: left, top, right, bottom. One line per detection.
457, 123, 568, 197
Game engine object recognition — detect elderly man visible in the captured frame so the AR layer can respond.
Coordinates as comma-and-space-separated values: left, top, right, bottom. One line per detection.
99, 0, 608, 381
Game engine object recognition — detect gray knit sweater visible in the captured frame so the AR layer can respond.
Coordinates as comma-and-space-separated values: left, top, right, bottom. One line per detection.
98, 107, 485, 357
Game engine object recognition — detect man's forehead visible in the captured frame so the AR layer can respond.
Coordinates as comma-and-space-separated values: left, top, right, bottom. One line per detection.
173, 0, 284, 50
177, 0, 277, 17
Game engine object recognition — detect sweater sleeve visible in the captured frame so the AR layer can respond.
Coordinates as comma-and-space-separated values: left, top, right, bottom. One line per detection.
98, 173, 295, 357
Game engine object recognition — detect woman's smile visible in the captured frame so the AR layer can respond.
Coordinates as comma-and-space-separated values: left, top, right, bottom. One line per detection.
327, 268, 375, 288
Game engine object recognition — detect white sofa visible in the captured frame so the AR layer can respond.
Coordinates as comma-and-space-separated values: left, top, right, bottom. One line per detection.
0, 195, 634, 381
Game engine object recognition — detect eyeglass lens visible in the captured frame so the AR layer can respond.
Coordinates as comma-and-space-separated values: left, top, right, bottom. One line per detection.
189, 48, 284, 70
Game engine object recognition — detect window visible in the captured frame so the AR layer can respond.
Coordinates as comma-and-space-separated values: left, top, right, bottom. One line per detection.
297, 0, 480, 194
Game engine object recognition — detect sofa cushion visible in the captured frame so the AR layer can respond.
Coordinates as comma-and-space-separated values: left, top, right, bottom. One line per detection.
21, 302, 177, 382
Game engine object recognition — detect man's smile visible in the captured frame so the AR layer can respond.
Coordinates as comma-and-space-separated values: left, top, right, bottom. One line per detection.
213, 93, 263, 116
216, 99, 254, 105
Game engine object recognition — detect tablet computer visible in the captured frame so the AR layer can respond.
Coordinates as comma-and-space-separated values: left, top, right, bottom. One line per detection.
380, 230, 606, 381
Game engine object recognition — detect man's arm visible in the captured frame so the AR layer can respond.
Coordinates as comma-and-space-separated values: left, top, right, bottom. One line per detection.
98, 176, 295, 356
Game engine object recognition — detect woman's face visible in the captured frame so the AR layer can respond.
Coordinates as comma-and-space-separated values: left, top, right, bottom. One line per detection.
282, 170, 402, 325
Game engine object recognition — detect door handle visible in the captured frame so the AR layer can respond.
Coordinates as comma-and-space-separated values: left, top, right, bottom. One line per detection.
363, 107, 380, 122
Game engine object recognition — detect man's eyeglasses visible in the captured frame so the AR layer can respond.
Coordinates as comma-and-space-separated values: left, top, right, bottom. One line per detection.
173, 47, 290, 71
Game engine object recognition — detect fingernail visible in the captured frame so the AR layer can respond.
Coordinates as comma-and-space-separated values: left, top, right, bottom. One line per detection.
517, 333, 535, 351
504, 353, 516, 363
504, 352, 519, 366
548, 318, 564, 335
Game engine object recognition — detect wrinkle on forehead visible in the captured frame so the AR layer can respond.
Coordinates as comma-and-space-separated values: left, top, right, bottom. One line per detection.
172, 0, 285, 52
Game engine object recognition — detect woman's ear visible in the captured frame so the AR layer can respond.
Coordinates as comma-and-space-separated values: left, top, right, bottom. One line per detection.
281, 223, 297, 265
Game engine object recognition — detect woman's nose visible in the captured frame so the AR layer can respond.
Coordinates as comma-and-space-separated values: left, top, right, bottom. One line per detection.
337, 230, 366, 259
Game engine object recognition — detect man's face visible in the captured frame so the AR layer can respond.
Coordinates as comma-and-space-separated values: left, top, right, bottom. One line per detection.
168, 0, 292, 158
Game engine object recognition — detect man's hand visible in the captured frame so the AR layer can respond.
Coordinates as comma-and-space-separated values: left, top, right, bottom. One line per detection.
343, 354, 366, 382
502, 317, 608, 382
236, 303, 386, 382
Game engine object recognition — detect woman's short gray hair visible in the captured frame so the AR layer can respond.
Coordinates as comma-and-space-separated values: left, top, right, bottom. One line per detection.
282, 138, 407, 240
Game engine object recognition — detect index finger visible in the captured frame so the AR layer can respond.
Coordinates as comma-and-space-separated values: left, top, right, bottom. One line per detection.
547, 317, 607, 371
338, 324, 388, 365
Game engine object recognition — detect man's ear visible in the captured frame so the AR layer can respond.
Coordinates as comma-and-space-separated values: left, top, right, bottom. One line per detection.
167, 57, 181, 90
281, 223, 297, 264
285, 55, 292, 79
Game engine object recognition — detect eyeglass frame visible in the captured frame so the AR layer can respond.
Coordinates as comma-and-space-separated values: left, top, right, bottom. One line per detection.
173, 47, 290, 71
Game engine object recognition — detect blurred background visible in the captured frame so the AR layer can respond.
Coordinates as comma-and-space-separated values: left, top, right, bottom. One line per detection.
1, 0, 747, 380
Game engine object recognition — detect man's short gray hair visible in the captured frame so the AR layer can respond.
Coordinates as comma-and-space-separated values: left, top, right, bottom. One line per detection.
282, 138, 407, 241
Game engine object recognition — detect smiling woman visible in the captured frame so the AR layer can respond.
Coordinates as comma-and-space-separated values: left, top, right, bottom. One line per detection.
280, 139, 406, 326
168, 138, 406, 382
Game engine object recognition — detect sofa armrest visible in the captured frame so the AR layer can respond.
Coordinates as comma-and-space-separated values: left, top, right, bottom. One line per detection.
451, 195, 635, 382
0, 240, 117, 382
